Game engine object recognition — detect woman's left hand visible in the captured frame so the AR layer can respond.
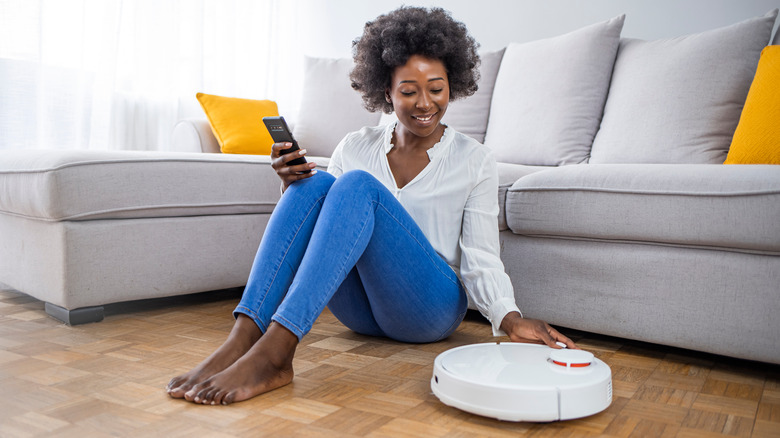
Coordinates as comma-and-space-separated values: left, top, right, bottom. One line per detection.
500, 311, 578, 349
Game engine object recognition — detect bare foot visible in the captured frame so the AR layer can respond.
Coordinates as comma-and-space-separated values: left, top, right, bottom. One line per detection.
184, 322, 298, 405
166, 314, 262, 398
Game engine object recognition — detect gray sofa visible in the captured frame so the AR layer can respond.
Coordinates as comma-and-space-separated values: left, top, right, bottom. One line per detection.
1, 12, 778, 364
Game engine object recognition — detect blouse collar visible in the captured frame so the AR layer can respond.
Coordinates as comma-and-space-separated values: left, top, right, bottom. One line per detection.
383, 121, 453, 159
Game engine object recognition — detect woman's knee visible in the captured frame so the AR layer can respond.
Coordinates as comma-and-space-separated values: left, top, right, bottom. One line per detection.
328, 170, 384, 200
285, 170, 336, 199
333, 170, 381, 190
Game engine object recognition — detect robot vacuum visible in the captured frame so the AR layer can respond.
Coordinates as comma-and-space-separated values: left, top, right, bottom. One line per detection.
431, 343, 612, 422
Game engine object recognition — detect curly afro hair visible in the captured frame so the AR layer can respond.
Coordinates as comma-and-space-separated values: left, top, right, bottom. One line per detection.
350, 6, 480, 114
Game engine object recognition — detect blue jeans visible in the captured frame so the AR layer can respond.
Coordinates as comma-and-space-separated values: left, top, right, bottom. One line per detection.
234, 170, 467, 343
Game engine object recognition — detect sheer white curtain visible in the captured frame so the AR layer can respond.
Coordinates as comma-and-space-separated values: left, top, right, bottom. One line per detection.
0, 0, 302, 151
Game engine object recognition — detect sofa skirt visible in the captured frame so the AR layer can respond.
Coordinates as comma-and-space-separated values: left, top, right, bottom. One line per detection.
0, 212, 270, 310
499, 231, 780, 364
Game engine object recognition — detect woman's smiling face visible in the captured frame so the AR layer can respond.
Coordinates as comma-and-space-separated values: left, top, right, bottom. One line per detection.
387, 54, 450, 139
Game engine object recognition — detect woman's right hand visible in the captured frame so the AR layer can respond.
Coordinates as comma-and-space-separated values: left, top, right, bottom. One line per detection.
271, 142, 318, 190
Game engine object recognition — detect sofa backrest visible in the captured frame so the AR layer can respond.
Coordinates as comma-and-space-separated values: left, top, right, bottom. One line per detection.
287, 9, 778, 166
292, 56, 382, 157
590, 9, 778, 164
483, 15, 624, 166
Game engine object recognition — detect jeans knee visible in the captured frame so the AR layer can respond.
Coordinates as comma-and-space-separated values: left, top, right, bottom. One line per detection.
329, 170, 383, 201
287, 170, 336, 199
334, 170, 379, 189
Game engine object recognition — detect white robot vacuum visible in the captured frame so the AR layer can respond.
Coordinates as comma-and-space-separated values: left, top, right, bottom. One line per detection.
431, 343, 612, 422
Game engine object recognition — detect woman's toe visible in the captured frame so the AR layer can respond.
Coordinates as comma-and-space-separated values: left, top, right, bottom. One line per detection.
184, 386, 199, 402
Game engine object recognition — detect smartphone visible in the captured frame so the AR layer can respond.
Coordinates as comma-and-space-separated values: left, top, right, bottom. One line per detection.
262, 116, 310, 172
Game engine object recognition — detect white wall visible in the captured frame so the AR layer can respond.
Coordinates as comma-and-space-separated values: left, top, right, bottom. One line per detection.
293, 0, 780, 58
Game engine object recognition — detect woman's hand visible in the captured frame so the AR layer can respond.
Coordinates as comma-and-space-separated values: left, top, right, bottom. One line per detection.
500, 311, 578, 349
271, 142, 318, 190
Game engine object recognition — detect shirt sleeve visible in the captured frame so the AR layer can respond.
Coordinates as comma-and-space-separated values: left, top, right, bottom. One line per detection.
326, 137, 345, 178
458, 152, 522, 336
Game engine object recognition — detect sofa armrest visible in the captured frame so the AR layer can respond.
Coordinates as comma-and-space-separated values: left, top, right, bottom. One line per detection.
172, 118, 220, 153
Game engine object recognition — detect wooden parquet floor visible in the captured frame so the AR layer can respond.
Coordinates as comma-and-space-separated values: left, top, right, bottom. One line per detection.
0, 285, 779, 438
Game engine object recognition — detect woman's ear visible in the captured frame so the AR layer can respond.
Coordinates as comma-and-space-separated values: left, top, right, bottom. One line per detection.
385, 89, 392, 103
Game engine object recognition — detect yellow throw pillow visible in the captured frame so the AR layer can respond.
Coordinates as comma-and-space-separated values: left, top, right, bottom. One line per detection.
724, 46, 780, 164
196, 92, 279, 155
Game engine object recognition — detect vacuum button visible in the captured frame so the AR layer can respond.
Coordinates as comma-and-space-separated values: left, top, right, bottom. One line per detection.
550, 349, 594, 368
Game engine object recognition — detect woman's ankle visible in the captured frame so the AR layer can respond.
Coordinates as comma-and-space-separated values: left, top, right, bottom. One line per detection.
261, 322, 299, 367
226, 314, 263, 350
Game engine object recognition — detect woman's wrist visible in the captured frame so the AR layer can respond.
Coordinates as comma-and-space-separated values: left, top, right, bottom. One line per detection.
499, 311, 523, 334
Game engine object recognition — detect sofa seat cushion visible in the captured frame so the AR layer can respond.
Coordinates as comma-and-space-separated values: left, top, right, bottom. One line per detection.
0, 150, 328, 221
496, 162, 551, 231
505, 164, 780, 254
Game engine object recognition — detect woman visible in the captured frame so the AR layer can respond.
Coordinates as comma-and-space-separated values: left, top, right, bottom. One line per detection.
167, 6, 575, 406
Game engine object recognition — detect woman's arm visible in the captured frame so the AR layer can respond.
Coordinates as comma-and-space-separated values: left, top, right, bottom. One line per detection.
458, 152, 520, 334
459, 152, 576, 348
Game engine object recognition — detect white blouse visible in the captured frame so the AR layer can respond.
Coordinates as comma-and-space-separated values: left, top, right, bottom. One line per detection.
327, 122, 521, 336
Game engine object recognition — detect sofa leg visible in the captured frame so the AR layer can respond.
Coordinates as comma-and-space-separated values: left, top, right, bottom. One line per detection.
45, 302, 104, 325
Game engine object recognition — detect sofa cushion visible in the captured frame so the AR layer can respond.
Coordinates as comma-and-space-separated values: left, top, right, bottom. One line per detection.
293, 56, 382, 157
589, 10, 778, 164
724, 46, 780, 165
505, 164, 780, 253
0, 150, 326, 221
483, 15, 625, 166
496, 162, 550, 231
440, 49, 505, 143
